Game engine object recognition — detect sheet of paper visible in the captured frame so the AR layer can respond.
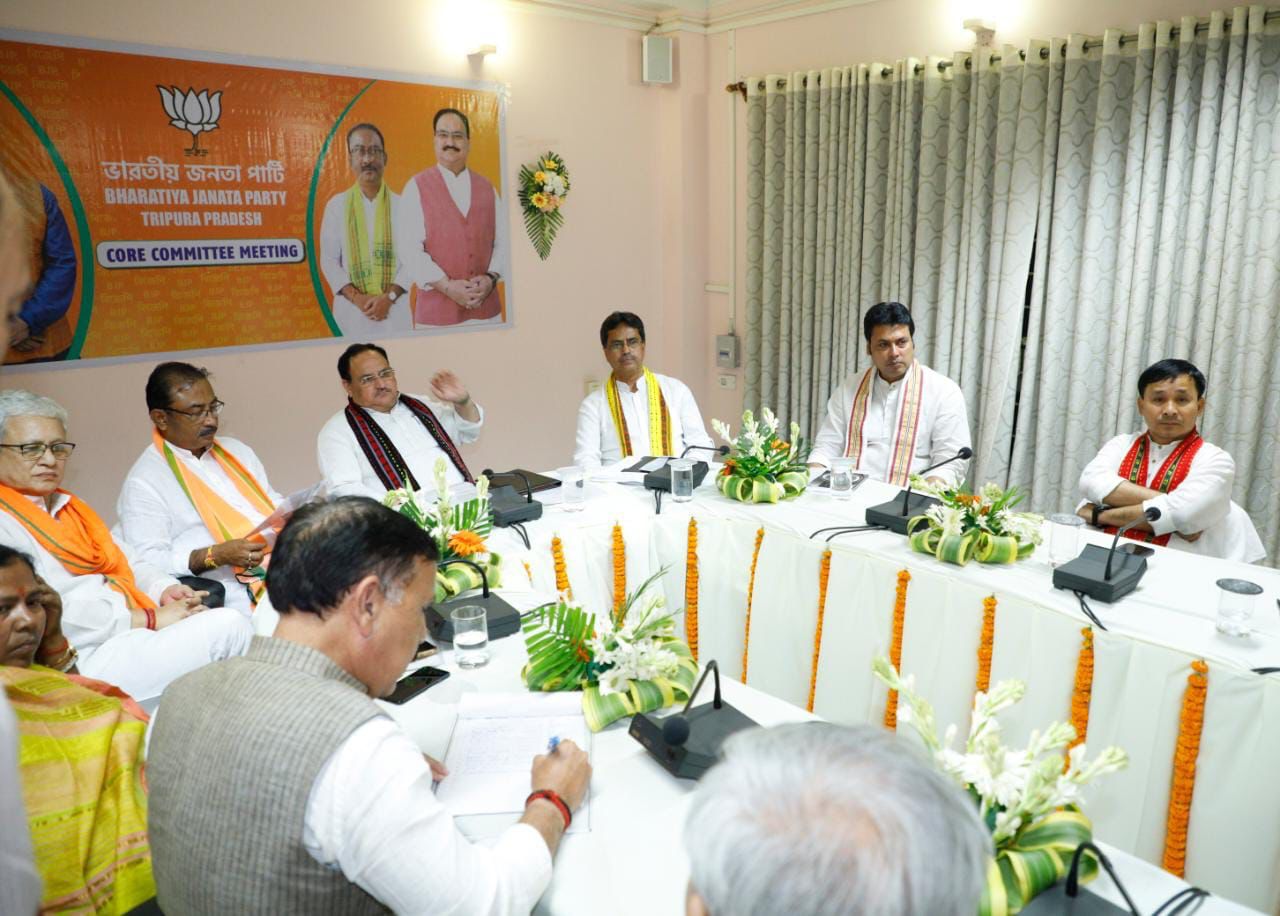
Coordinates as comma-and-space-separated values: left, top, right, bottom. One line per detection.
637, 457, 668, 472
245, 482, 326, 537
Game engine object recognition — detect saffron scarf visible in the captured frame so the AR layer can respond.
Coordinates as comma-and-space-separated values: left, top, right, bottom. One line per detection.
843, 360, 926, 486
344, 181, 396, 295
343, 394, 475, 490
605, 368, 672, 458
1105, 430, 1204, 546
0, 484, 155, 611
152, 430, 274, 603
2, 665, 155, 914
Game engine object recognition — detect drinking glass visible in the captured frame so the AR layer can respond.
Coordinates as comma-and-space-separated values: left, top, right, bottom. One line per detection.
451, 605, 490, 668
829, 458, 855, 500
558, 466, 585, 512
1215, 578, 1262, 637
670, 458, 695, 502
1047, 513, 1085, 567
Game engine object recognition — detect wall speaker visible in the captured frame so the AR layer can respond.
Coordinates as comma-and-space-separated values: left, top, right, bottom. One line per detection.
643, 35, 673, 85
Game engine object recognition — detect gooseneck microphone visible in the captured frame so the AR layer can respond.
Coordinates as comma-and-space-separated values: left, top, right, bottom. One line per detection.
630, 659, 755, 779
679, 444, 731, 459
481, 468, 534, 503
1103, 506, 1161, 581
900, 446, 973, 515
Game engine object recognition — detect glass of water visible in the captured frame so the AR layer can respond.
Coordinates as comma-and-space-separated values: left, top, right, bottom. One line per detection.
1047, 513, 1085, 567
669, 458, 695, 502
829, 458, 855, 499
1215, 578, 1262, 637
451, 605, 489, 668
557, 466, 585, 512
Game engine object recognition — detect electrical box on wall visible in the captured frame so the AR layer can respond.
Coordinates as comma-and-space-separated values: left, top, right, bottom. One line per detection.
643, 35, 673, 85
716, 334, 739, 369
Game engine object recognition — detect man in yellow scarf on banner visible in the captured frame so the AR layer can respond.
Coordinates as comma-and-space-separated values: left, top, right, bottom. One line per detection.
118, 362, 285, 614
0, 389, 252, 703
319, 122, 411, 337
1, 544, 158, 914
810, 302, 972, 489
573, 311, 714, 468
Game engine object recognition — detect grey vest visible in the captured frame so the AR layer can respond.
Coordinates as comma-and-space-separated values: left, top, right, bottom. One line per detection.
147, 636, 390, 915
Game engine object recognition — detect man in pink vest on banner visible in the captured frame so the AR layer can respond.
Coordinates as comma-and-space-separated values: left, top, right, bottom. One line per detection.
396, 108, 507, 328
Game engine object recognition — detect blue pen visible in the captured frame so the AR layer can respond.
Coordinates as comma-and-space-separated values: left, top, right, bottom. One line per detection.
547, 735, 560, 754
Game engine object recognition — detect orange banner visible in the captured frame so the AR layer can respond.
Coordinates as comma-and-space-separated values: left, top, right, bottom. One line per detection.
0, 35, 509, 365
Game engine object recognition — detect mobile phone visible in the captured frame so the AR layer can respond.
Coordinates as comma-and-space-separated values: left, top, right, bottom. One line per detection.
385, 665, 450, 705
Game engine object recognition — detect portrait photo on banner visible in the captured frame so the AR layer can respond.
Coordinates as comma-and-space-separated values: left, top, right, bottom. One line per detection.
0, 31, 511, 367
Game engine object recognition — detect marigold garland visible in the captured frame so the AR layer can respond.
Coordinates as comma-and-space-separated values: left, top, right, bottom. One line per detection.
523, 560, 534, 586
883, 568, 911, 730
611, 523, 627, 623
550, 535, 572, 599
806, 550, 833, 713
975, 595, 997, 695
1162, 659, 1208, 878
684, 518, 700, 661
1064, 627, 1095, 772
740, 527, 766, 682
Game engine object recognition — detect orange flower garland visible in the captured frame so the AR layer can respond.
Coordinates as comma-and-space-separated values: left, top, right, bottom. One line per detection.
806, 549, 833, 713
1064, 627, 1095, 771
975, 595, 997, 695
550, 535, 572, 599
740, 527, 766, 683
684, 518, 699, 661
1162, 659, 1208, 877
447, 530, 486, 557
611, 523, 627, 623
883, 568, 911, 730
522, 560, 534, 586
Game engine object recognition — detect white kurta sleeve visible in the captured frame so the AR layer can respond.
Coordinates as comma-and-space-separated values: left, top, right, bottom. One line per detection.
122, 540, 180, 604
305, 718, 553, 916
1144, 446, 1234, 537
316, 415, 385, 500
809, 381, 853, 468
396, 178, 447, 288
319, 193, 349, 299
1078, 434, 1137, 506
116, 472, 195, 581
925, 378, 972, 489
573, 392, 605, 469
449, 402, 484, 446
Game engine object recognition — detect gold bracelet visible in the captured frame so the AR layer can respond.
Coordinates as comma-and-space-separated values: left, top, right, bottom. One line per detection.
204, 546, 217, 570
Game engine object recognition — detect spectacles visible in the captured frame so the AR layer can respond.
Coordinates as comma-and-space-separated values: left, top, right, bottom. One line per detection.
434, 131, 466, 143
162, 400, 225, 420
356, 367, 396, 386
0, 441, 76, 461
607, 337, 643, 353
349, 145, 386, 158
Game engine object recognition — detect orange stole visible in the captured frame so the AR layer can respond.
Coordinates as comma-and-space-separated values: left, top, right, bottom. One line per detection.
0, 484, 155, 609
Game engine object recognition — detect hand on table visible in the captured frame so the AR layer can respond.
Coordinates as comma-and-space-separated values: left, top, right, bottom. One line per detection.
530, 739, 591, 812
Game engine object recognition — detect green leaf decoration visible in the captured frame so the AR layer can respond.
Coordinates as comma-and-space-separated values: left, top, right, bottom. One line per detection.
522, 600, 596, 692
517, 152, 570, 260
979, 809, 1098, 916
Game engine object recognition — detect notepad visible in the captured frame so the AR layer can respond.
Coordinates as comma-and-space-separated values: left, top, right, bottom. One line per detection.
435, 692, 590, 833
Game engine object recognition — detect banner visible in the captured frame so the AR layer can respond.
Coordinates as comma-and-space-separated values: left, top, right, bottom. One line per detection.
0, 33, 511, 366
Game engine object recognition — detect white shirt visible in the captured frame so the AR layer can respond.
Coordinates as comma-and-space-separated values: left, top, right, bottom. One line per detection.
318, 186, 413, 336
303, 716, 552, 915
0, 493, 178, 659
0, 696, 40, 916
396, 165, 508, 288
573, 371, 714, 469
317, 393, 484, 499
116, 437, 283, 613
810, 362, 972, 489
1078, 431, 1266, 564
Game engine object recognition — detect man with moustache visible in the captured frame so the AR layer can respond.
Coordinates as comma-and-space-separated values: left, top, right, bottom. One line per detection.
809, 302, 971, 489
319, 122, 411, 336
117, 362, 284, 612
396, 107, 507, 327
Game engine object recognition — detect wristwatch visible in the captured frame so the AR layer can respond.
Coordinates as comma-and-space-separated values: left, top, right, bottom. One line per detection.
1090, 504, 1108, 528
388, 289, 401, 303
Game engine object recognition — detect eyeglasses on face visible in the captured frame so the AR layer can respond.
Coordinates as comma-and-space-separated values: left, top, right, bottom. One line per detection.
356, 367, 396, 386
162, 400, 225, 420
434, 131, 467, 143
0, 441, 76, 461
607, 337, 643, 353
349, 145, 386, 158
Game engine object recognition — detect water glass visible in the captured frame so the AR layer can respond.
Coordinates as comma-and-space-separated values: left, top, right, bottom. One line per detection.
558, 466, 585, 512
1215, 578, 1262, 637
1047, 513, 1085, 567
451, 604, 490, 668
829, 458, 855, 500
670, 458, 695, 502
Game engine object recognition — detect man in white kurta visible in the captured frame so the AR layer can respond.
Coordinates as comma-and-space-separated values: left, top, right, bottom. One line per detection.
317, 343, 483, 498
810, 303, 971, 489
118, 365, 283, 614
319, 123, 411, 337
1077, 359, 1265, 564
573, 311, 714, 468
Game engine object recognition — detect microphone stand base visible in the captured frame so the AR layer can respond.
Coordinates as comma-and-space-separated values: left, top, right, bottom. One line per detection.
629, 701, 756, 780
1052, 545, 1148, 603
864, 493, 940, 535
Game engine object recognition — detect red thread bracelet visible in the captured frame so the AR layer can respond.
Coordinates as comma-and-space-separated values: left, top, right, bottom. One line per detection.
525, 790, 572, 829
144, 606, 157, 630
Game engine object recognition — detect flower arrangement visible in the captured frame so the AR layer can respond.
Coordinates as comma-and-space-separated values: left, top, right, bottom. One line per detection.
873, 657, 1128, 915
906, 478, 1043, 565
518, 152, 570, 260
522, 569, 697, 732
383, 458, 501, 603
710, 408, 810, 504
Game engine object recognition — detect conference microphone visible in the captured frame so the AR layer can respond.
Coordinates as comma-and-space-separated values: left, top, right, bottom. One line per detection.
629, 660, 756, 780
679, 444, 731, 460
481, 468, 543, 527
865, 447, 973, 535
426, 558, 523, 640
1052, 506, 1161, 604
900, 446, 973, 515
644, 445, 727, 514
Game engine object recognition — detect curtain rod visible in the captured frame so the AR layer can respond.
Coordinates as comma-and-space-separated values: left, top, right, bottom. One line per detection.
725, 6, 1279, 98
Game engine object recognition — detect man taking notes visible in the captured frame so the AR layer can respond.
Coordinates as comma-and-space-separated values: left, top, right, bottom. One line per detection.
574, 311, 714, 469
147, 497, 591, 915
810, 302, 971, 489
1077, 358, 1264, 563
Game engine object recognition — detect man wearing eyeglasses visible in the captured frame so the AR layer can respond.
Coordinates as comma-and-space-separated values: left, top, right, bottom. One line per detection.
317, 343, 482, 498
0, 389, 251, 701
116, 362, 283, 613
395, 108, 507, 328
319, 122, 411, 337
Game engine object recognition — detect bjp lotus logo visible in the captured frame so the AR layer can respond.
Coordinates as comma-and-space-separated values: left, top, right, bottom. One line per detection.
157, 86, 223, 156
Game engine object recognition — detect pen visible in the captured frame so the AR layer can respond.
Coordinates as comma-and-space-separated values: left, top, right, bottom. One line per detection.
547, 735, 560, 754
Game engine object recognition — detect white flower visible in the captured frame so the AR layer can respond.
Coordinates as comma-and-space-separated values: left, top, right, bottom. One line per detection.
936, 505, 965, 537
760, 407, 778, 434
711, 418, 733, 441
